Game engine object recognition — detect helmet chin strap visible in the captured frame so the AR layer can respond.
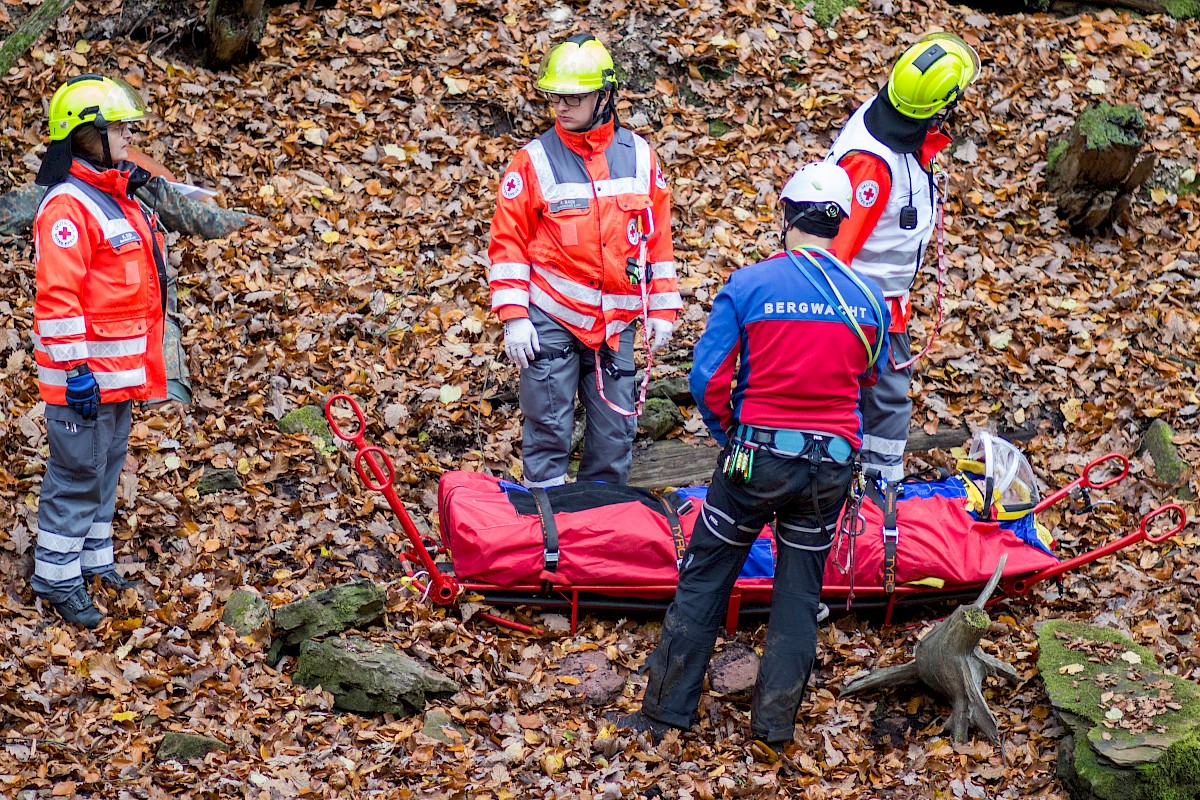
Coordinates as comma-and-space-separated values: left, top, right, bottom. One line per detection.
94, 117, 115, 169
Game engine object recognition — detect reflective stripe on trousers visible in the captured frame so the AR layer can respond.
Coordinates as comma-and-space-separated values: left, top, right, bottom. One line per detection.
31, 401, 131, 601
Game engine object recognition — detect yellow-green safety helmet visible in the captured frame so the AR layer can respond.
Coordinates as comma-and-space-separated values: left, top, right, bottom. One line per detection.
887, 32, 980, 120
536, 33, 617, 95
36, 74, 149, 185
47, 74, 148, 140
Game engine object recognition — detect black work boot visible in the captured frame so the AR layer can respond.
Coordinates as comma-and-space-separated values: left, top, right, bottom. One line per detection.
88, 570, 139, 591
606, 711, 682, 744
47, 585, 102, 629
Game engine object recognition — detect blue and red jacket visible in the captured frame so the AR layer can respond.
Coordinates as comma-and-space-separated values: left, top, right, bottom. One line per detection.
689, 247, 890, 447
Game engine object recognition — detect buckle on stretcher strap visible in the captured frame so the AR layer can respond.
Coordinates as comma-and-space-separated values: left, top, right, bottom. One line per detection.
864, 472, 902, 595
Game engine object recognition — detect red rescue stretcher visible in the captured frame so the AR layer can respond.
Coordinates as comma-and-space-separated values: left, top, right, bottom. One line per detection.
325, 395, 1187, 632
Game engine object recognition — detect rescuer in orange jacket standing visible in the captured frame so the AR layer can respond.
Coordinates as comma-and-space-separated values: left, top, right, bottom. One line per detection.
29, 74, 168, 628
488, 34, 681, 487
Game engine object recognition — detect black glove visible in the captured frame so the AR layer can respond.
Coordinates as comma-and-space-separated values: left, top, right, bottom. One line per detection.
65, 364, 100, 420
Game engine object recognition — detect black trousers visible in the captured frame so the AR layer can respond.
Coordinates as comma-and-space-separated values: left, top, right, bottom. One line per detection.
640, 444, 852, 742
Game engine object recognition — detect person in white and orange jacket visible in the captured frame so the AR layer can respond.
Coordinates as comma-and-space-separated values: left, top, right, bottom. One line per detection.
827, 33, 980, 483
29, 74, 168, 628
488, 33, 681, 487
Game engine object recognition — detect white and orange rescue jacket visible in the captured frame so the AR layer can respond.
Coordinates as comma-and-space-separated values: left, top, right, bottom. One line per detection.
33, 160, 167, 405
487, 119, 680, 350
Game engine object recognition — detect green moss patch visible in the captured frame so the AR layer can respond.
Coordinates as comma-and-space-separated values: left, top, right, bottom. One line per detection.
1163, 0, 1200, 20
1075, 104, 1145, 152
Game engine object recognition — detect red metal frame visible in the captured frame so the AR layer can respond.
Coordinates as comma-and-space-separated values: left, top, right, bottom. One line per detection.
327, 398, 1188, 633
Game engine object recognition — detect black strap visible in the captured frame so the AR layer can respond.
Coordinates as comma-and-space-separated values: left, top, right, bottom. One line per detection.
879, 481, 900, 594
530, 487, 559, 590
658, 496, 687, 564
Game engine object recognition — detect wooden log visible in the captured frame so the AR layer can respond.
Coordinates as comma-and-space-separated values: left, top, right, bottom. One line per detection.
1045, 103, 1155, 234
840, 558, 1019, 743
0, 0, 77, 77
628, 416, 1046, 490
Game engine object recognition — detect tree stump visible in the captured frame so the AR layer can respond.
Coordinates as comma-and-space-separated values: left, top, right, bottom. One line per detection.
840, 557, 1019, 743
205, 0, 268, 68
1045, 103, 1156, 234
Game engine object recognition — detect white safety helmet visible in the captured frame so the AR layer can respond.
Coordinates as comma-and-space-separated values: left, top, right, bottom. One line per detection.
959, 432, 1042, 520
780, 161, 854, 216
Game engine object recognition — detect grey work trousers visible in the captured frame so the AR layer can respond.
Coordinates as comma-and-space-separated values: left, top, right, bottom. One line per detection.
641, 445, 851, 742
31, 401, 131, 601
860, 331, 912, 482
519, 306, 637, 487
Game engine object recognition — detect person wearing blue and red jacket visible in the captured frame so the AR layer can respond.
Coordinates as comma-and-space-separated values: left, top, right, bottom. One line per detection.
612, 163, 889, 757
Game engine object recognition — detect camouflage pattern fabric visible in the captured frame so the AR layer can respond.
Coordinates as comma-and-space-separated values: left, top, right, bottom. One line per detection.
0, 183, 44, 236
0, 178, 253, 239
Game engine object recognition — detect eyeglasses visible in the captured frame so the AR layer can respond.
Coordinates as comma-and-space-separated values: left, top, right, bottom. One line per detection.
110, 121, 137, 135
542, 91, 596, 108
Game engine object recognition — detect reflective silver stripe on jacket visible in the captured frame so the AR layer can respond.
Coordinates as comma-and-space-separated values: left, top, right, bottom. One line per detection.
38, 365, 147, 389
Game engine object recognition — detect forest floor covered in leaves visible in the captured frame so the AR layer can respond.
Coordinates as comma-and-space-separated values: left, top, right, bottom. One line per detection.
0, 0, 1198, 797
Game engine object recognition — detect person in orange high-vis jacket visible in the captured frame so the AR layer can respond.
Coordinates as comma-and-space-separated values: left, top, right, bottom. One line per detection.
29, 74, 168, 628
488, 33, 680, 487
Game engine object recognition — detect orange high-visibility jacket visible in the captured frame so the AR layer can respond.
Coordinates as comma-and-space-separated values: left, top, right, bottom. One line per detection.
33, 160, 167, 405
487, 120, 680, 350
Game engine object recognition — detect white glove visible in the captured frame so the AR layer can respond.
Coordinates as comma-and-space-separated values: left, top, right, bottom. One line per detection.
503, 317, 540, 369
646, 317, 674, 353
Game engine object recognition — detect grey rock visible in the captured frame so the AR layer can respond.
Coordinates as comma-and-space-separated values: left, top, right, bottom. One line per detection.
708, 642, 760, 695
273, 581, 385, 645
221, 588, 271, 643
293, 636, 458, 715
156, 731, 229, 761
647, 376, 694, 406
196, 467, 242, 496
555, 650, 625, 706
422, 708, 468, 744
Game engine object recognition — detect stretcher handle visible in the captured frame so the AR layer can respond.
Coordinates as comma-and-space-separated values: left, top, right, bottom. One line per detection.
325, 393, 368, 448
1004, 503, 1187, 596
326, 393, 462, 606
1142, 503, 1187, 543
354, 446, 395, 493
1033, 452, 1129, 515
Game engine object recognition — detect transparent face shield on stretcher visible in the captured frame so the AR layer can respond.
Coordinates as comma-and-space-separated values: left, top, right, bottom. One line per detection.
957, 431, 1041, 520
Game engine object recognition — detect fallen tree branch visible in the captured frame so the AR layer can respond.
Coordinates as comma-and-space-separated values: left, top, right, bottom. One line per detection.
0, 0, 77, 77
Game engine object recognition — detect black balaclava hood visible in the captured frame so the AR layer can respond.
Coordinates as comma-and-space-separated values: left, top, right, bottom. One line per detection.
784, 201, 843, 240
864, 89, 935, 154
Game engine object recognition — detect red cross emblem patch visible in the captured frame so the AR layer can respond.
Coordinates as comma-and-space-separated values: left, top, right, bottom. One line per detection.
50, 219, 79, 248
501, 172, 523, 200
855, 180, 880, 208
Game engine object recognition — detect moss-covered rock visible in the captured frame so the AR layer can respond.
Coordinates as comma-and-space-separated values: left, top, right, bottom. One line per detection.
1164, 0, 1200, 20
196, 467, 242, 495
798, 0, 858, 27
637, 397, 685, 440
1037, 620, 1200, 800
273, 581, 386, 646
1142, 419, 1190, 488
156, 731, 229, 761
278, 405, 336, 454
293, 636, 459, 715
221, 588, 271, 644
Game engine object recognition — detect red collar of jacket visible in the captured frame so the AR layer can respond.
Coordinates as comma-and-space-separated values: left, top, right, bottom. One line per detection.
919, 128, 952, 167
69, 159, 133, 196
554, 119, 615, 157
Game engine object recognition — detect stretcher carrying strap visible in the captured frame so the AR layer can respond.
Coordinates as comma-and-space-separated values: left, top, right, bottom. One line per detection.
658, 496, 688, 565
530, 487, 559, 591
864, 472, 902, 594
